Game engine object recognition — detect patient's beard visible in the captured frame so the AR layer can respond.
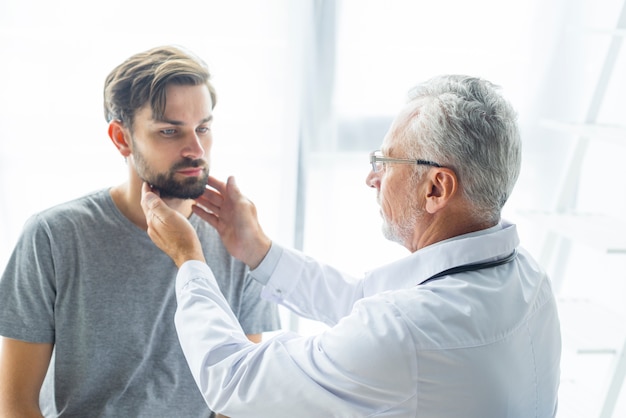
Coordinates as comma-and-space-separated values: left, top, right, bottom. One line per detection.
134, 151, 209, 199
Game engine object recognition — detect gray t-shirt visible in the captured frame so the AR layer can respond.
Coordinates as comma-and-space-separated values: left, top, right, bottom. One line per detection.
0, 189, 281, 417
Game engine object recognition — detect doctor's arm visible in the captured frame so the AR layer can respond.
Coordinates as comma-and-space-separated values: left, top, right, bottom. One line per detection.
140, 182, 414, 417
0, 337, 52, 418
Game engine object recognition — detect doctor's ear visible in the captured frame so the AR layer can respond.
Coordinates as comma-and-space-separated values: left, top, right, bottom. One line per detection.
424, 168, 458, 213
108, 120, 132, 157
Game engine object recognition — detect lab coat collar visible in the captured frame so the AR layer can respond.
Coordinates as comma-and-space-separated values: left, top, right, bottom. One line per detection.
362, 220, 520, 296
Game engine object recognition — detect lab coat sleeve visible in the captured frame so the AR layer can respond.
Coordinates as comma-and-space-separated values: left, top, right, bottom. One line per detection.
174, 260, 416, 418
253, 244, 366, 325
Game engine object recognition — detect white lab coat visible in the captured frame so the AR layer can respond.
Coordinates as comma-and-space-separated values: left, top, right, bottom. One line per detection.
174, 221, 561, 417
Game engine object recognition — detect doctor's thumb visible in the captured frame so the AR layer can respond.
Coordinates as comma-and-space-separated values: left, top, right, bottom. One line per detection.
141, 182, 163, 211
226, 176, 240, 195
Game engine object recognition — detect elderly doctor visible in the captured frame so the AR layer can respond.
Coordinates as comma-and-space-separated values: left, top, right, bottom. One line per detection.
140, 74, 561, 418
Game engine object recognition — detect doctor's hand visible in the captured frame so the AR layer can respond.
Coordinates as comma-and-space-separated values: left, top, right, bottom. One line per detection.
140, 182, 206, 267
193, 176, 271, 270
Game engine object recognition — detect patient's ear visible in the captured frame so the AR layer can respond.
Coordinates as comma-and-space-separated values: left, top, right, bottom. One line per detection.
108, 120, 132, 157
424, 168, 458, 214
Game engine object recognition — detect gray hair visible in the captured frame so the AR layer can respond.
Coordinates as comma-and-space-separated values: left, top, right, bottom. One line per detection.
401, 75, 521, 223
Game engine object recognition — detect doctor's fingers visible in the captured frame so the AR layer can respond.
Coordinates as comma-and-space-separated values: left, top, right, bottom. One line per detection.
196, 188, 223, 211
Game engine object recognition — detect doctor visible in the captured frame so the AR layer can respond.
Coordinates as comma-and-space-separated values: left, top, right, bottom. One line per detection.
141, 74, 561, 418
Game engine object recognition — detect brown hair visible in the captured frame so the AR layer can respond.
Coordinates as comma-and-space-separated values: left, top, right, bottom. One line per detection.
103, 45, 216, 130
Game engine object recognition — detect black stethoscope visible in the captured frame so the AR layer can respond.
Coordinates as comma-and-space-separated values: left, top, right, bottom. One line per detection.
420, 250, 518, 286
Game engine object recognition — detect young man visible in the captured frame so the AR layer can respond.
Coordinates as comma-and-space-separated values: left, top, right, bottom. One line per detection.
140, 75, 561, 417
0, 45, 280, 417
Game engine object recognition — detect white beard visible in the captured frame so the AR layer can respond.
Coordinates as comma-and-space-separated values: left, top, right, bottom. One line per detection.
381, 213, 414, 246
380, 201, 425, 247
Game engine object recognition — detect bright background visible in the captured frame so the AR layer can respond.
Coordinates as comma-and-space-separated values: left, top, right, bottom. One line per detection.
1, 0, 625, 416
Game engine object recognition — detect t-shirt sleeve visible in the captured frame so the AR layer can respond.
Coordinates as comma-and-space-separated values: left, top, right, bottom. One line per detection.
0, 214, 56, 342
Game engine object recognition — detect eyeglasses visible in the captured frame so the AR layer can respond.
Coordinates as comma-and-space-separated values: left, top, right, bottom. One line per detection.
369, 150, 443, 173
